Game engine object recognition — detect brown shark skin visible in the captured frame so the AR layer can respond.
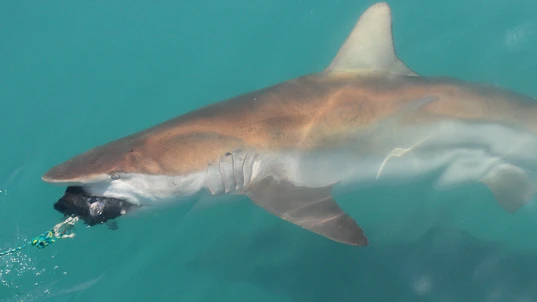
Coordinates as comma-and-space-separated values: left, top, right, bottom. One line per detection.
42, 71, 537, 183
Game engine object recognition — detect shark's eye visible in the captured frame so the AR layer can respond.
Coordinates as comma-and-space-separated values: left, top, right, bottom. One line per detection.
111, 173, 120, 180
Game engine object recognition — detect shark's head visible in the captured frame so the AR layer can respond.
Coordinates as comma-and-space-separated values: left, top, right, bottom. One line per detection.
41, 141, 147, 226
42, 137, 208, 226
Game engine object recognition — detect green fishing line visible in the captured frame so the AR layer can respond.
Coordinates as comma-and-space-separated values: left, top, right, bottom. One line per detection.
0, 216, 79, 257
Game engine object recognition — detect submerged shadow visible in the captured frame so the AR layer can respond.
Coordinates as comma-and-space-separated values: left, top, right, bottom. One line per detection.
187, 223, 537, 301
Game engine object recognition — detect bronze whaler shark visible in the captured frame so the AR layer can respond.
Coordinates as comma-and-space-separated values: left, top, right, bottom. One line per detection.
42, 2, 537, 246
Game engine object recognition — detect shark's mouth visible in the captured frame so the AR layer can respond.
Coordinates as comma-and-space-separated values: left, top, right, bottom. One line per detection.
53, 186, 137, 227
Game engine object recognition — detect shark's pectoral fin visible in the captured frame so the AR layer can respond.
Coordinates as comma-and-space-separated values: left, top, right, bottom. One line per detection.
480, 163, 536, 213
243, 176, 368, 246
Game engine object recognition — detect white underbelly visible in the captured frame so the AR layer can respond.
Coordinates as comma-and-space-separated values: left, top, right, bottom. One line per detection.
285, 120, 537, 193
84, 171, 208, 206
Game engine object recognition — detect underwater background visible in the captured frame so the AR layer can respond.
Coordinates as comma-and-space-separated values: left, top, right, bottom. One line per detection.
1, 0, 537, 301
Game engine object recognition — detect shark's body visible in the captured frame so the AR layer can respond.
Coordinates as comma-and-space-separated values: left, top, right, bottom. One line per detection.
43, 3, 537, 246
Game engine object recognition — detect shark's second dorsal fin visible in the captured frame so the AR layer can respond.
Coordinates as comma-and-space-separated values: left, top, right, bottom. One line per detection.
324, 2, 417, 76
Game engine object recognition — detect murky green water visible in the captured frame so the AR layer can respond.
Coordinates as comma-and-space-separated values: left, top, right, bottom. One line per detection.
1, 0, 537, 301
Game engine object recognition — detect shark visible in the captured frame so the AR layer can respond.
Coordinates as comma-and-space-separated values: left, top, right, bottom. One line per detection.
42, 2, 537, 246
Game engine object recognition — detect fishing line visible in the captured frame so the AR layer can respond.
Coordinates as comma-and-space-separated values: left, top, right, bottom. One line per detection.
0, 216, 79, 257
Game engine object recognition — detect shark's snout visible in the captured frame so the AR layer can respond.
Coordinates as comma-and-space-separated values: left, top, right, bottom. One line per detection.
54, 186, 136, 226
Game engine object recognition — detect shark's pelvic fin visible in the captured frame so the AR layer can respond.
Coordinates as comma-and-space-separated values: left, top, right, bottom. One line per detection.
480, 163, 536, 213
324, 2, 417, 76
244, 176, 368, 246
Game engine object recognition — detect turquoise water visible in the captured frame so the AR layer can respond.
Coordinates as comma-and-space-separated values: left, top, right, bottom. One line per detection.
1, 0, 537, 301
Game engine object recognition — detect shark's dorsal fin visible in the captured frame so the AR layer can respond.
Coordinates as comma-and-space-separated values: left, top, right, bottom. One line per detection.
324, 2, 417, 76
